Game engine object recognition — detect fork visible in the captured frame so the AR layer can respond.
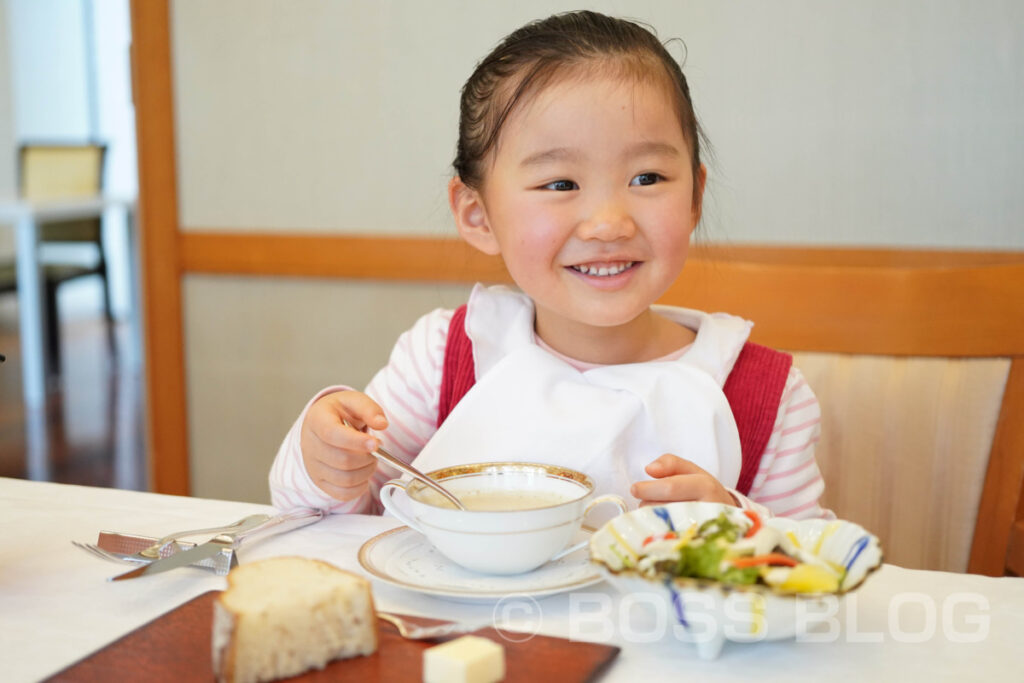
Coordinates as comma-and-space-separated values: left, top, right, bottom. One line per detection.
121, 514, 271, 560
71, 539, 208, 566
71, 540, 143, 565
378, 613, 488, 640
72, 514, 271, 565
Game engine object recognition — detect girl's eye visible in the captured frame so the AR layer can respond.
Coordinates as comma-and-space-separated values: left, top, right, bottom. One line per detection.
630, 172, 664, 187
542, 179, 578, 191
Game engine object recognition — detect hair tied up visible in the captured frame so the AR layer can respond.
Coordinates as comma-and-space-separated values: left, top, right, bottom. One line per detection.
453, 10, 706, 205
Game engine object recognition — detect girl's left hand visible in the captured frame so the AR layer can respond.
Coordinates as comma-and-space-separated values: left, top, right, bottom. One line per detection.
631, 454, 738, 507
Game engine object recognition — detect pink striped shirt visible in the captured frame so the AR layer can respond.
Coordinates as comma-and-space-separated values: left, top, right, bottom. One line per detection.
269, 307, 833, 520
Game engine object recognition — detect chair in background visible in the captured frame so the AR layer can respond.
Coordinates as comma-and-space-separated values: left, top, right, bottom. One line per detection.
660, 245, 1024, 576
0, 143, 114, 375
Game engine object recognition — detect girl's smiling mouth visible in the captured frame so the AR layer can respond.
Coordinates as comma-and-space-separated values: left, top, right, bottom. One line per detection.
567, 260, 638, 277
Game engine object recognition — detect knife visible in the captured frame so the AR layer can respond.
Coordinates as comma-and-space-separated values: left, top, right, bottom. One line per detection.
100, 514, 272, 564
109, 507, 324, 581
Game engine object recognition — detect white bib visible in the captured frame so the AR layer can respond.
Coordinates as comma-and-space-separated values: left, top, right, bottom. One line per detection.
409, 286, 751, 506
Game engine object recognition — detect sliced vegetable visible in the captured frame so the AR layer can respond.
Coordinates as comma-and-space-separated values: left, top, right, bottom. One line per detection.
729, 553, 799, 569
743, 510, 762, 538
719, 564, 761, 585
778, 563, 840, 593
697, 513, 743, 544
633, 510, 841, 593
642, 531, 677, 547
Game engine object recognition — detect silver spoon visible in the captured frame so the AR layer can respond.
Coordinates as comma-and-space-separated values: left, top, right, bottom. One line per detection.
344, 420, 467, 510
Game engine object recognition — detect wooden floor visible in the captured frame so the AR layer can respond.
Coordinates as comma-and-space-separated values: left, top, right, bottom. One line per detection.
0, 279, 145, 489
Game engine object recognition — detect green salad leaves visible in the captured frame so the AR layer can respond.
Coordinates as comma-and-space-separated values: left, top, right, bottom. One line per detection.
672, 513, 761, 585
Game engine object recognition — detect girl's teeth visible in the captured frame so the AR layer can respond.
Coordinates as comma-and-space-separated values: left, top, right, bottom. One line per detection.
572, 262, 634, 276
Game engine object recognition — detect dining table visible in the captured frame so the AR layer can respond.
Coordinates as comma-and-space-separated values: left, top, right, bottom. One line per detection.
3, 476, 1022, 682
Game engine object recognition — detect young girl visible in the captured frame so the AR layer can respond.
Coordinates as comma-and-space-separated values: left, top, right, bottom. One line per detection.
271, 11, 831, 521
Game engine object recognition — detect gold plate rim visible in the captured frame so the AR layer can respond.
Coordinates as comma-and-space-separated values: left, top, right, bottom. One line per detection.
357, 525, 604, 600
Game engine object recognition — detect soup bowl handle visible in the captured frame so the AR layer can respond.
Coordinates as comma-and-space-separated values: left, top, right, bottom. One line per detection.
379, 479, 426, 535
549, 494, 628, 561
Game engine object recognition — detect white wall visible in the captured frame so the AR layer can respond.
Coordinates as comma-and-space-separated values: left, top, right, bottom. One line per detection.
667, 1, 1024, 248
7, 0, 90, 140
7, 0, 135, 196
2, 0, 136, 318
0, 1, 13, 259
173, 0, 1024, 248
90, 0, 135, 318
0, 1, 15, 204
92, 0, 135, 199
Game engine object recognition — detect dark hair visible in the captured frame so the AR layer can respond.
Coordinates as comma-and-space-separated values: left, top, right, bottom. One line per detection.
453, 10, 705, 202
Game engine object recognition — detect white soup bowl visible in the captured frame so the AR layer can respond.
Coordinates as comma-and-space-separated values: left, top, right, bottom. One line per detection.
380, 462, 626, 575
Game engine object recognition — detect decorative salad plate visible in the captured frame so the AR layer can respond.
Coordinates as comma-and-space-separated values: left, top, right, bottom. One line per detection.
589, 502, 883, 659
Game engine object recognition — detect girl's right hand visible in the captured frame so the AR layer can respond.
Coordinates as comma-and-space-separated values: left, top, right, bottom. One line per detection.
299, 390, 389, 502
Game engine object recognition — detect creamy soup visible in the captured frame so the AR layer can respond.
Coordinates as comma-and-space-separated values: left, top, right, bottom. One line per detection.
413, 488, 577, 511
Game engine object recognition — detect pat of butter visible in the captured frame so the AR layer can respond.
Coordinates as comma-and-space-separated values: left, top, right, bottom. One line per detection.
423, 635, 505, 683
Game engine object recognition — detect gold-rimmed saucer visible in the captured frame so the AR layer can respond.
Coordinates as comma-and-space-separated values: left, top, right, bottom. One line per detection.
358, 526, 603, 603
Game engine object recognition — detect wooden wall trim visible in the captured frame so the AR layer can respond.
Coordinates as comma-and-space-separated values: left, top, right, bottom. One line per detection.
179, 232, 510, 283
180, 231, 1024, 358
969, 358, 1024, 575
665, 258, 1024, 357
687, 244, 1024, 267
131, 0, 190, 496
1006, 519, 1024, 577
179, 235, 1024, 277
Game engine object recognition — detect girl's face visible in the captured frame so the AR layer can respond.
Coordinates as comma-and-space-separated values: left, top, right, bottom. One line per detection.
452, 71, 704, 355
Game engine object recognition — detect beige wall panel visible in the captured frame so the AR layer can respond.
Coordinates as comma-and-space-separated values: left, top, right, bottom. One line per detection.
184, 275, 474, 502
170, 0, 1024, 248
170, 0, 580, 234
793, 352, 1011, 572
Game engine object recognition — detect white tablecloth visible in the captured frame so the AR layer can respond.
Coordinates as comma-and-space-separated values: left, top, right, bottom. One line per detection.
2, 477, 1021, 682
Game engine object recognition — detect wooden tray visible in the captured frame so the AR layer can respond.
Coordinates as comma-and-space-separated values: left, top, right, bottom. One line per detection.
47, 591, 619, 682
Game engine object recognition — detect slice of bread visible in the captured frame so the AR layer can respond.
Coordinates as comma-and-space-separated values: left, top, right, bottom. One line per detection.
212, 556, 377, 683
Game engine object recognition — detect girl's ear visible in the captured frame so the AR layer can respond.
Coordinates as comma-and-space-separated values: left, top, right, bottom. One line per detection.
449, 177, 501, 255
692, 163, 708, 225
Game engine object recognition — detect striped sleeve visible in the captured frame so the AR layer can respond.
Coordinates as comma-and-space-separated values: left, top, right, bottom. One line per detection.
730, 366, 835, 520
268, 307, 453, 514
362, 307, 453, 507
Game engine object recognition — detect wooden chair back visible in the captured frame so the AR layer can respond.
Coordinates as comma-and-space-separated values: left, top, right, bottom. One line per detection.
19, 143, 107, 246
19, 143, 106, 200
658, 245, 1024, 575
12, 143, 114, 373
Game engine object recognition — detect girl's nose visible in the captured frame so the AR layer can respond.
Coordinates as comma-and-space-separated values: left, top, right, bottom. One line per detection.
576, 203, 637, 242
